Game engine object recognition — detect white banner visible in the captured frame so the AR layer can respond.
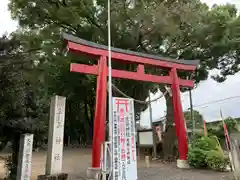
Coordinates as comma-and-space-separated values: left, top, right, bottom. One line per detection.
112, 97, 137, 180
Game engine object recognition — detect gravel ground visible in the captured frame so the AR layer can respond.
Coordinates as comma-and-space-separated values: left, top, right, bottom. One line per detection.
0, 148, 233, 180
137, 166, 232, 180
70, 165, 232, 180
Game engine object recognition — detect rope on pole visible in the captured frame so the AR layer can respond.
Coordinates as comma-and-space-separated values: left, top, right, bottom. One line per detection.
110, 83, 169, 104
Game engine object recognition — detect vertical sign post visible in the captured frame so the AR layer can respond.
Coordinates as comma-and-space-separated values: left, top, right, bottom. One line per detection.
112, 97, 137, 180
46, 95, 66, 175
17, 134, 34, 180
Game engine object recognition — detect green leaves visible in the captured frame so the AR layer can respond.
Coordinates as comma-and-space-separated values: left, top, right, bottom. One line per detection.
5, 0, 240, 147
8, 0, 240, 79
0, 35, 46, 136
188, 136, 229, 171
206, 150, 229, 172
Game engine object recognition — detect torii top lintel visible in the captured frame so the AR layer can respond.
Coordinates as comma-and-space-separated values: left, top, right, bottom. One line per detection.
62, 33, 199, 71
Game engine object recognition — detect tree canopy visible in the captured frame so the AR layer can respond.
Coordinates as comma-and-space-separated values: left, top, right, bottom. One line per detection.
184, 110, 204, 130
0, 34, 49, 178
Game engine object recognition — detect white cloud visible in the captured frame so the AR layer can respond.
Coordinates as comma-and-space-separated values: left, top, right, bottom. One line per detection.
202, 0, 240, 10
232, 0, 240, 10
0, 0, 17, 35
201, 0, 232, 7
140, 71, 240, 128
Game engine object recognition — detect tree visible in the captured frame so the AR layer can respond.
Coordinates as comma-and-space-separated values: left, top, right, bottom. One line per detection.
206, 117, 238, 149
213, 117, 239, 137
7, 0, 240, 159
184, 110, 204, 130
8, 0, 158, 144
0, 34, 48, 179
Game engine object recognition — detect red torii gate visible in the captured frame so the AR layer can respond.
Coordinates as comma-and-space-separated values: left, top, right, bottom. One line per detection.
63, 33, 199, 168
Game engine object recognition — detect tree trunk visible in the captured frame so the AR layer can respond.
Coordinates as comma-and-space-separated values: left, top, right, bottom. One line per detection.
9, 133, 20, 179
68, 136, 71, 147
159, 86, 178, 161
84, 96, 94, 146
0, 137, 9, 151
87, 103, 94, 145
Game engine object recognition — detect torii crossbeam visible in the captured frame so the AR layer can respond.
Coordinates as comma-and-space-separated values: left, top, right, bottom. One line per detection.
63, 33, 199, 168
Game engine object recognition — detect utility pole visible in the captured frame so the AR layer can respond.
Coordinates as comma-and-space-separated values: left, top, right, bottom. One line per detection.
192, 110, 195, 139
148, 91, 157, 159
189, 88, 195, 137
187, 73, 195, 139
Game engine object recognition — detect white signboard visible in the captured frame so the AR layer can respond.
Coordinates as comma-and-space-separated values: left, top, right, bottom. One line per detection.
112, 97, 137, 180
46, 96, 66, 175
139, 131, 153, 145
17, 134, 34, 180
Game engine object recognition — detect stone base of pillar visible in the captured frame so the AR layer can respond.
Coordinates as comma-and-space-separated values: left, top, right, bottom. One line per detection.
86, 167, 101, 180
37, 173, 68, 180
177, 159, 190, 169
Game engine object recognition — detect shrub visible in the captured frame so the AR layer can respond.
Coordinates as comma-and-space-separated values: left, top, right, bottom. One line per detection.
188, 135, 228, 171
206, 150, 229, 171
194, 136, 217, 151
188, 148, 207, 168
194, 132, 203, 139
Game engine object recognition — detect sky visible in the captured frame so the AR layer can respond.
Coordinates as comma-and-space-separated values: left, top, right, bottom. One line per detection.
201, 0, 240, 9
139, 0, 240, 127
0, 0, 18, 35
0, 0, 240, 127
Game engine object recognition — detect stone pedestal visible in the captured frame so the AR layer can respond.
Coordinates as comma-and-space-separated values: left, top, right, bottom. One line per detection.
177, 159, 190, 169
37, 173, 68, 180
145, 156, 150, 168
137, 147, 152, 160
86, 167, 101, 180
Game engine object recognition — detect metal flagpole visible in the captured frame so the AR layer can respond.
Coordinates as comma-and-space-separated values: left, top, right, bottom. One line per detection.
107, 0, 112, 139
107, 0, 113, 179
106, 1, 135, 179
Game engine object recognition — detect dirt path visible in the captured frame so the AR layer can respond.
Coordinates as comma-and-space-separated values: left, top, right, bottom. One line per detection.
0, 148, 233, 180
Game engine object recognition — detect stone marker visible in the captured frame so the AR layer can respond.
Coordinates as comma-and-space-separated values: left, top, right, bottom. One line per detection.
145, 156, 150, 168
17, 133, 34, 180
37, 95, 68, 180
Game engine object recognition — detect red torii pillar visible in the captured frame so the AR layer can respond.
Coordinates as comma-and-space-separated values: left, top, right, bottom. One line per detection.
63, 33, 199, 169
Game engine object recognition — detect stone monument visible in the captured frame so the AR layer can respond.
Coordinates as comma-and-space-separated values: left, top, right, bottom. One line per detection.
17, 133, 34, 180
37, 95, 68, 180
